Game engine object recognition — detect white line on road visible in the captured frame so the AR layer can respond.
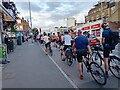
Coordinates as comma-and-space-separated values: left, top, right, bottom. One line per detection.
39, 43, 79, 89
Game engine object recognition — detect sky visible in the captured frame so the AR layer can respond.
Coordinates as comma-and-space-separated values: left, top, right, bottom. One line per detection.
12, 0, 100, 28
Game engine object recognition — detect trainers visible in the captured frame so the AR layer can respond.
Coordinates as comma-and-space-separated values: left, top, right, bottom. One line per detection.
80, 75, 83, 80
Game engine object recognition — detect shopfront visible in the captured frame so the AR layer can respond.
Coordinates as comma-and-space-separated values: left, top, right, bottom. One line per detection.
91, 24, 101, 37
79, 20, 103, 39
0, 12, 3, 45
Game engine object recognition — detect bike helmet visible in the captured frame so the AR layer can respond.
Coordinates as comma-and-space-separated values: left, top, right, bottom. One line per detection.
101, 22, 109, 29
64, 29, 68, 33
78, 29, 82, 33
83, 31, 88, 35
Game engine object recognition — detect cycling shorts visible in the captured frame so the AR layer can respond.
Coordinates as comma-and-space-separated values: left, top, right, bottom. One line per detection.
45, 42, 51, 48
63, 45, 71, 51
103, 47, 110, 58
76, 49, 87, 63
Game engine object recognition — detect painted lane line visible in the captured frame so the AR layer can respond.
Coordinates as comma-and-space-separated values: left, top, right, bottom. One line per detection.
39, 43, 79, 89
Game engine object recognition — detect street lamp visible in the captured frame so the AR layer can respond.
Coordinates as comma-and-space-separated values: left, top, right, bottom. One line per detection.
29, 0, 32, 31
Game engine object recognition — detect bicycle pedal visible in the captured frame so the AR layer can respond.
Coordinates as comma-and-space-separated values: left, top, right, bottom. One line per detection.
87, 69, 90, 72
87, 67, 91, 72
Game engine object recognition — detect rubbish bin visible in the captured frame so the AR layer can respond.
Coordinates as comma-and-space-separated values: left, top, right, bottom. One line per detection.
17, 36, 22, 45
8, 39, 14, 52
22, 36, 25, 42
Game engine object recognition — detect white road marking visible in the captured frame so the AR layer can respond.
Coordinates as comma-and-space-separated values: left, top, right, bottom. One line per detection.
39, 43, 79, 89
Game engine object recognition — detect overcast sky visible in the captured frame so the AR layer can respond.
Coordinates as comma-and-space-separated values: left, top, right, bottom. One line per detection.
12, 0, 100, 28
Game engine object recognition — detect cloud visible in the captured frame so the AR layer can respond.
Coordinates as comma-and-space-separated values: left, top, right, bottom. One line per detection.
46, 2, 62, 11
14, 1, 98, 28
12, 0, 100, 2
15, 2, 42, 12
48, 2, 94, 21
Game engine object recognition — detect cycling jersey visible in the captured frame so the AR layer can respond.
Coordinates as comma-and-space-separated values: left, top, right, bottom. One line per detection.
75, 36, 89, 50
52, 35, 57, 40
63, 34, 72, 45
44, 36, 49, 44
58, 34, 62, 41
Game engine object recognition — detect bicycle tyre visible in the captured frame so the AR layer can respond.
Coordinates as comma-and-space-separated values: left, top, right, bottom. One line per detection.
89, 62, 107, 85
92, 51, 102, 66
67, 57, 73, 66
109, 56, 120, 79
49, 48, 53, 56
61, 53, 63, 60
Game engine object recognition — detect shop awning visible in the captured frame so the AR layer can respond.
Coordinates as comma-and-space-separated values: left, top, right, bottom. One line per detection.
0, 4, 15, 21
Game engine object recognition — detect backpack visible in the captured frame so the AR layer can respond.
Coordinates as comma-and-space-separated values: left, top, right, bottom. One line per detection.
108, 30, 119, 49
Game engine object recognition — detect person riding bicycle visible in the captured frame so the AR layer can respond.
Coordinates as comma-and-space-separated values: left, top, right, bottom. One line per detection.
57, 32, 62, 47
72, 30, 92, 80
101, 22, 112, 78
40, 35, 44, 44
62, 29, 72, 61
52, 33, 57, 47
43, 32, 51, 55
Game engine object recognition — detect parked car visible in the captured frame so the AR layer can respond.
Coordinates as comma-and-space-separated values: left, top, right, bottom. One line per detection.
88, 34, 100, 46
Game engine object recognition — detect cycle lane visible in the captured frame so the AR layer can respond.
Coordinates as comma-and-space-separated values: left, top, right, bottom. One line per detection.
40, 43, 119, 89
2, 41, 76, 88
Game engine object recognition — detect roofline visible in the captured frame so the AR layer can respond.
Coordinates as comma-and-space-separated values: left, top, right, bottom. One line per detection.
0, 4, 15, 21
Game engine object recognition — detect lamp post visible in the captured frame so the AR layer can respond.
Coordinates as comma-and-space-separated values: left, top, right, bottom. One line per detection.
29, 0, 32, 31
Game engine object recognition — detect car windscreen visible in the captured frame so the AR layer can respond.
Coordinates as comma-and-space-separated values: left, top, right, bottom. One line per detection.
89, 35, 96, 38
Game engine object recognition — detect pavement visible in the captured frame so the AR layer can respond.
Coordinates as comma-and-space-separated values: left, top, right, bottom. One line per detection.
1, 40, 120, 89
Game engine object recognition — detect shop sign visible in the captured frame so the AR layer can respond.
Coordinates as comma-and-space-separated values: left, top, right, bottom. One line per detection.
91, 24, 101, 29
81, 26, 90, 30
4, 15, 12, 21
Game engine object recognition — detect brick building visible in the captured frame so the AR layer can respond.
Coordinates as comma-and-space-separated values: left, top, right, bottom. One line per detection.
85, 0, 120, 30
15, 17, 29, 31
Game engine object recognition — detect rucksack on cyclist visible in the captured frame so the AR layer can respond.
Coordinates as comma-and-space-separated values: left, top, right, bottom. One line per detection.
107, 29, 119, 50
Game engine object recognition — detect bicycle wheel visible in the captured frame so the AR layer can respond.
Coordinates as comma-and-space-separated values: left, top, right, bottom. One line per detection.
49, 48, 53, 56
61, 53, 64, 61
89, 62, 107, 85
92, 51, 102, 66
67, 57, 73, 66
109, 56, 120, 79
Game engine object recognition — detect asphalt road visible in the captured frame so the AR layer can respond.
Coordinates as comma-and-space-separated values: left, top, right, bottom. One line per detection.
1, 40, 120, 89
40, 42, 120, 89
2, 41, 75, 88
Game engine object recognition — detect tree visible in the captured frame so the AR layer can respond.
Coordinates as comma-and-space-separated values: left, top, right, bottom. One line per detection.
32, 28, 39, 34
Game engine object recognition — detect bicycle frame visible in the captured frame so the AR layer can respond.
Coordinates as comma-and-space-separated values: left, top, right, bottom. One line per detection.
95, 50, 103, 60
81, 54, 107, 85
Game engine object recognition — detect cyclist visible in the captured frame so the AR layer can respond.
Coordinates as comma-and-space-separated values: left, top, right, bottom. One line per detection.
62, 29, 72, 61
40, 35, 44, 44
43, 32, 51, 55
57, 32, 62, 48
101, 22, 112, 78
72, 30, 92, 80
52, 33, 57, 47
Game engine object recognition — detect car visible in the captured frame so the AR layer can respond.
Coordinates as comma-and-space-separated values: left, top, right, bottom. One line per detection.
88, 34, 100, 46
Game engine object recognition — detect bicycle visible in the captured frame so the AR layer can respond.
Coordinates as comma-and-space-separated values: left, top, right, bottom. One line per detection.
61, 47, 74, 66
80, 53, 107, 85
92, 45, 120, 79
48, 43, 53, 56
